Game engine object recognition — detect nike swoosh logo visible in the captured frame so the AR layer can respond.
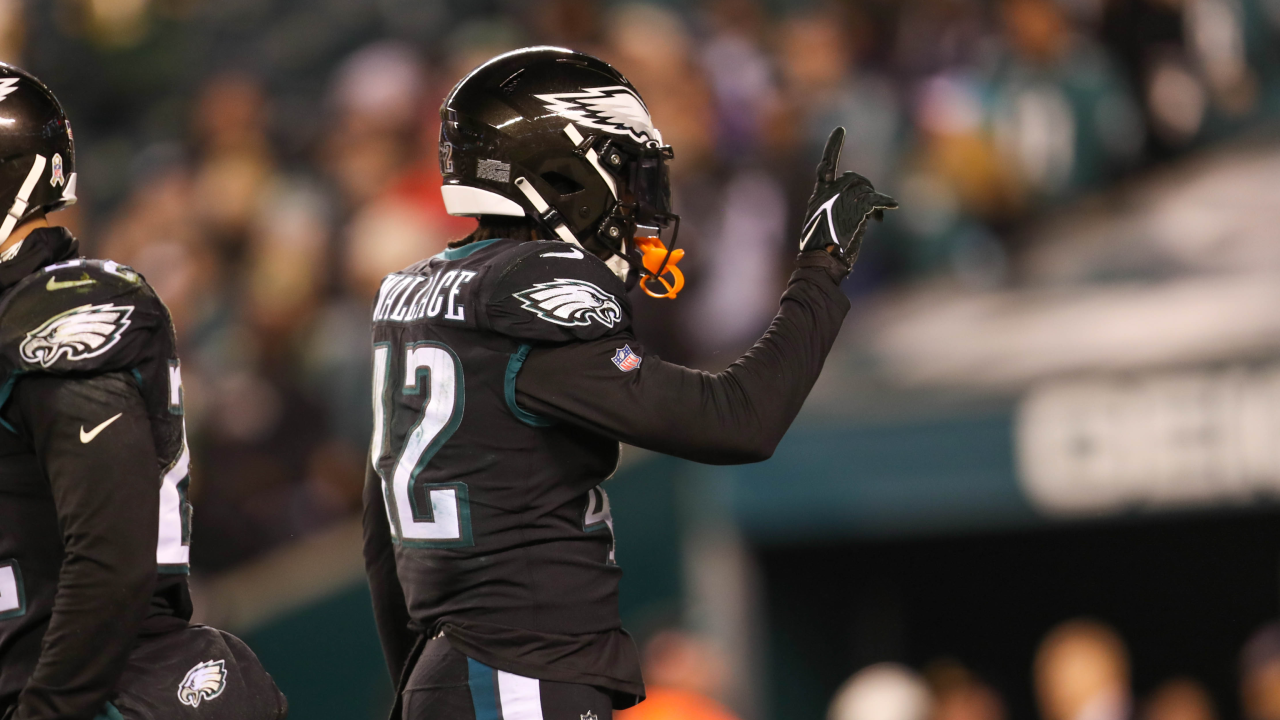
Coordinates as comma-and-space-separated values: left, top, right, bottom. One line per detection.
80, 413, 122, 443
800, 195, 840, 249
47, 275, 96, 291
542, 246, 584, 259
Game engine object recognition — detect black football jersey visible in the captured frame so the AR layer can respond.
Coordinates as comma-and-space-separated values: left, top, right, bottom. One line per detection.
369, 238, 626, 637
0, 234, 193, 712
365, 236, 855, 710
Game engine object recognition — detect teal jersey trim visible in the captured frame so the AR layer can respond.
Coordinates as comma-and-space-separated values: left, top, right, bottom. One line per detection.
93, 701, 125, 720
467, 657, 501, 720
505, 344, 552, 427
0, 371, 23, 434
441, 238, 500, 261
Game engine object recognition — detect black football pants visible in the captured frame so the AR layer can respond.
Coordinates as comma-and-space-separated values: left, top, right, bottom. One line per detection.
401, 635, 612, 720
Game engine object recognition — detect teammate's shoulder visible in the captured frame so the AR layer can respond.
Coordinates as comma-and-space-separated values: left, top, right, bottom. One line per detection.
483, 240, 631, 342
0, 257, 169, 374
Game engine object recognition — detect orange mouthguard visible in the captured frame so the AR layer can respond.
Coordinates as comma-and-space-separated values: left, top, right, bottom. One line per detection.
634, 235, 685, 299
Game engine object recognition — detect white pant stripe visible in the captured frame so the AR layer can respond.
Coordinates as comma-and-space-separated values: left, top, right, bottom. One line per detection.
497, 670, 544, 720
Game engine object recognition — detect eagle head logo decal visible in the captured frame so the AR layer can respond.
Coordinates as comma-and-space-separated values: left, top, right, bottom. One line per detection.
534, 86, 660, 145
514, 278, 622, 328
177, 659, 227, 708
19, 303, 134, 368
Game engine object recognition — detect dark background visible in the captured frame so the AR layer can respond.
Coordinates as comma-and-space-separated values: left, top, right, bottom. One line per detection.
764, 510, 1280, 719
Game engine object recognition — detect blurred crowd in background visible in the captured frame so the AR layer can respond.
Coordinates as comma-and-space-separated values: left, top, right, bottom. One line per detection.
614, 617, 1280, 720
2, 0, 1278, 639
809, 618, 1280, 720
0, 1, 1277, 718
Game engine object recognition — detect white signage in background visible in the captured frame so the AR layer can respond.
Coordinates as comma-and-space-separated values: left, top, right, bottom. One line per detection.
1016, 366, 1280, 516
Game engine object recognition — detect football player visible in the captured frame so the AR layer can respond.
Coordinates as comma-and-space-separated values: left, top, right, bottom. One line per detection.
0, 65, 287, 720
363, 47, 896, 719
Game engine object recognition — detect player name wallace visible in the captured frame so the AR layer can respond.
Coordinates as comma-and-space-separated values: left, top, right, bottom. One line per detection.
373, 270, 477, 324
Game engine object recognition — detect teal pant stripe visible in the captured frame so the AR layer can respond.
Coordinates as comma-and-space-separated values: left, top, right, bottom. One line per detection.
468, 657, 501, 720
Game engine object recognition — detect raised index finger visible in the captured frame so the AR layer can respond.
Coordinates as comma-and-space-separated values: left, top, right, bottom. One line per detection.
816, 127, 845, 183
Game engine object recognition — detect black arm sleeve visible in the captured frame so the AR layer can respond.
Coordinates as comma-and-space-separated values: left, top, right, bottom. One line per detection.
515, 251, 851, 465
11, 373, 158, 720
361, 462, 414, 685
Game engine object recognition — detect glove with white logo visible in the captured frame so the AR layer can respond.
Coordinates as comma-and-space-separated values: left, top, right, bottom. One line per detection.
799, 127, 898, 268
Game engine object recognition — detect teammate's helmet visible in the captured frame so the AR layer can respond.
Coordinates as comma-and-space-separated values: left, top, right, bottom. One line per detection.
440, 46, 684, 297
0, 63, 75, 240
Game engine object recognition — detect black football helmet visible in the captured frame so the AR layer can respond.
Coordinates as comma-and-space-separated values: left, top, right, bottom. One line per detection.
440, 46, 685, 298
0, 63, 75, 241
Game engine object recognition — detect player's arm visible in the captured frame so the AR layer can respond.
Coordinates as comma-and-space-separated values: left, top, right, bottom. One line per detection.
361, 461, 415, 684
9, 372, 159, 720
513, 128, 895, 464
515, 250, 850, 464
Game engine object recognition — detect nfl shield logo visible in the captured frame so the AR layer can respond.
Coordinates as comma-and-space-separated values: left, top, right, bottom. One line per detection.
611, 345, 642, 372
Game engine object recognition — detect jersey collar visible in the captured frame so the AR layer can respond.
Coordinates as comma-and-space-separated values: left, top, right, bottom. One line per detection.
439, 237, 503, 261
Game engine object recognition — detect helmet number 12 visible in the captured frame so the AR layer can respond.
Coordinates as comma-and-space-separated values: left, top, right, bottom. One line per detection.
372, 342, 473, 548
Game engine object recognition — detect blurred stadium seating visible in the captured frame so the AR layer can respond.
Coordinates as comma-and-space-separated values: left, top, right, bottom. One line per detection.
9, 0, 1280, 718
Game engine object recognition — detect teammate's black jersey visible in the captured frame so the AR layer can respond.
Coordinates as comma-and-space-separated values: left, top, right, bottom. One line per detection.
0, 228, 194, 720
363, 237, 852, 710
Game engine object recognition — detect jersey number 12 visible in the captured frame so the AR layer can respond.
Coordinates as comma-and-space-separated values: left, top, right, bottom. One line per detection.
372, 342, 473, 548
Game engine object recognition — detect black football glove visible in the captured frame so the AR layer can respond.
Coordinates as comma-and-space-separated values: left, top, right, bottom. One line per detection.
799, 127, 898, 267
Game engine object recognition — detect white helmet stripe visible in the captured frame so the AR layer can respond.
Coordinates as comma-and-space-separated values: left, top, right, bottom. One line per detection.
441, 184, 524, 217
0, 154, 47, 239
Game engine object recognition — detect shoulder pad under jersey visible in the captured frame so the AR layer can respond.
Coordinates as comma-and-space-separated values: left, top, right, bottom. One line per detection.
484, 240, 631, 342
0, 258, 170, 375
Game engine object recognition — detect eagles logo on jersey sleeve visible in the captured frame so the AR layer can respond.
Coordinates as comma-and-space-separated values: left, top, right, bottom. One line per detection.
485, 241, 631, 342
0, 259, 167, 376
19, 302, 134, 368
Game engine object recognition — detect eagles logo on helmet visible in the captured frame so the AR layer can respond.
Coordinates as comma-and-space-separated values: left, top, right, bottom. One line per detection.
534, 86, 661, 145
438, 47, 686, 299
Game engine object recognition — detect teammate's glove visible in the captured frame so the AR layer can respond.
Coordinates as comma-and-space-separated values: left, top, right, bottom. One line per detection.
799, 127, 898, 267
